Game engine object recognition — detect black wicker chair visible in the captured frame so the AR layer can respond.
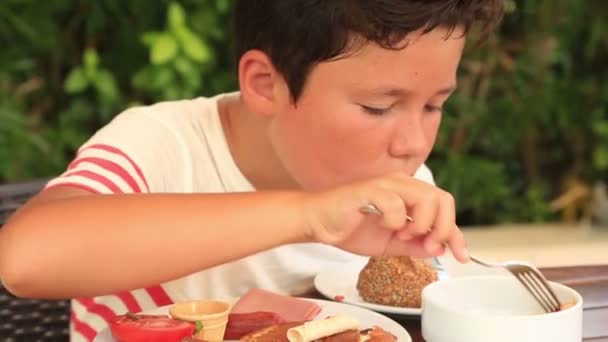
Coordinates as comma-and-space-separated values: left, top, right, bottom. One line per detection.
0, 180, 71, 341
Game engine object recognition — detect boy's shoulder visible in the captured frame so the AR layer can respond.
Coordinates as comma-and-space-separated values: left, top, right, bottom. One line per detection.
115, 95, 223, 126
90, 93, 231, 150
55, 93, 235, 194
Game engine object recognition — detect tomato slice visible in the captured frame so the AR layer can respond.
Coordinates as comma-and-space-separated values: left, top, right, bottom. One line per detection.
109, 314, 195, 342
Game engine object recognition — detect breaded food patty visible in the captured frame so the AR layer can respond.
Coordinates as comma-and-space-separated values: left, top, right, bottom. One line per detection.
356, 256, 438, 307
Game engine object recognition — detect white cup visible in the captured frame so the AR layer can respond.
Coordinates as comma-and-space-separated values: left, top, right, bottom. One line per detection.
421, 275, 583, 342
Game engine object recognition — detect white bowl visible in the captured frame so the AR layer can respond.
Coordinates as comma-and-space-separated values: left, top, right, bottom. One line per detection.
421, 275, 583, 342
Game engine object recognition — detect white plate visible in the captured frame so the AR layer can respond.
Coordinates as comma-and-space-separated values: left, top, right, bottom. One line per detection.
314, 258, 448, 316
94, 298, 411, 342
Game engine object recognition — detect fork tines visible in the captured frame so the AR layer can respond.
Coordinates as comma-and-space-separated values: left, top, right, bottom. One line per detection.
513, 266, 562, 313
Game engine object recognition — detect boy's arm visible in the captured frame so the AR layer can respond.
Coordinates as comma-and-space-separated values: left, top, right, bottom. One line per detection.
0, 186, 310, 299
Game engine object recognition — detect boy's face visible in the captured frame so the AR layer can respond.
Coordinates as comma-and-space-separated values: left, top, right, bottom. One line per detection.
268, 27, 465, 190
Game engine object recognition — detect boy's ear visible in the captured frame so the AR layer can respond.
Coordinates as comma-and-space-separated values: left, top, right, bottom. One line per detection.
238, 50, 285, 118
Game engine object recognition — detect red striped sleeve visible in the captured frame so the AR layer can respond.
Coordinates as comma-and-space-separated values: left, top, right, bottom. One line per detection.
62, 170, 124, 193
68, 157, 142, 193
59, 145, 172, 338
76, 298, 117, 324
44, 182, 101, 194
79, 144, 150, 192
47, 143, 150, 195
145, 285, 174, 307
71, 310, 100, 341
115, 291, 143, 313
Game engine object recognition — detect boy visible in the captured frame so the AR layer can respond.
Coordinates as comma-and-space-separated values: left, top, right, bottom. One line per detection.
0, 1, 504, 340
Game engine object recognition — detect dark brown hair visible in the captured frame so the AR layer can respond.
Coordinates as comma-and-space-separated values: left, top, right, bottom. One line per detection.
233, 1, 504, 102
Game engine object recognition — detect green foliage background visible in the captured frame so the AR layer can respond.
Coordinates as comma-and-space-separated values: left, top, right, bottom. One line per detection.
1, 0, 606, 225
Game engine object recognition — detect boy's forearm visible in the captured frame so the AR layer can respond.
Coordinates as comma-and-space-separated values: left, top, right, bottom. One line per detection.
0, 191, 311, 299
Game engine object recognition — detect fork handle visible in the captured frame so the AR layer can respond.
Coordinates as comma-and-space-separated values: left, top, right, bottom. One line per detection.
469, 256, 499, 267
359, 204, 414, 222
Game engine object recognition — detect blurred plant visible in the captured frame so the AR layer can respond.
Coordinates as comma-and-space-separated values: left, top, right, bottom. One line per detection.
429, 0, 608, 224
132, 2, 216, 100
0, 0, 235, 183
592, 121, 608, 175
0, 0, 606, 226
0, 84, 51, 180
64, 48, 120, 120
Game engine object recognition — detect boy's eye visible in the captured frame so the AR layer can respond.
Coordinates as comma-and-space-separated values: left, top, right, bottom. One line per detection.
360, 104, 391, 115
424, 104, 443, 113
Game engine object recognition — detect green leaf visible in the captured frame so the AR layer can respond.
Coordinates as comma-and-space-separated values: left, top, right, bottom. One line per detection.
593, 147, 608, 170
151, 33, 178, 65
83, 49, 99, 78
132, 66, 155, 90
168, 2, 186, 31
593, 121, 608, 137
174, 26, 212, 63
174, 57, 200, 88
215, 0, 231, 13
133, 66, 175, 92
64, 67, 89, 93
151, 67, 175, 90
163, 85, 181, 100
141, 31, 163, 47
93, 70, 119, 106
174, 57, 194, 76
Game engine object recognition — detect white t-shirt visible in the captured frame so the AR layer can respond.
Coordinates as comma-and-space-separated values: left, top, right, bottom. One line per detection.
45, 93, 435, 341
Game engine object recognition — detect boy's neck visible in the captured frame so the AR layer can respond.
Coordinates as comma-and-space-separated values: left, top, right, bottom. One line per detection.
217, 94, 300, 191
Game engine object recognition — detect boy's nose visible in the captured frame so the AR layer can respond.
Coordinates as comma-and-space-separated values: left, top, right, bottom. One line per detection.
388, 117, 428, 159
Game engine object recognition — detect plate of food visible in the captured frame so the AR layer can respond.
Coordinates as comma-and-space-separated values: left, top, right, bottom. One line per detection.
314, 256, 448, 316
94, 288, 412, 342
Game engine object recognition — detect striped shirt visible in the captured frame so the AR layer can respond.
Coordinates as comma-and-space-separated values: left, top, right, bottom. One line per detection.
45, 93, 436, 341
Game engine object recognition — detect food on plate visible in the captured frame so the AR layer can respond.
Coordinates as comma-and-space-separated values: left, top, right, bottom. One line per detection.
357, 256, 438, 307
240, 322, 307, 342
227, 288, 319, 339
232, 288, 322, 322
109, 289, 398, 341
108, 313, 195, 342
169, 300, 231, 341
225, 311, 287, 339
286, 314, 359, 342
359, 326, 399, 342
240, 314, 396, 342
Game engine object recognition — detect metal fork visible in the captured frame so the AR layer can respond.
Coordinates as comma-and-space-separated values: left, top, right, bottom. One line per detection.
359, 203, 562, 313
469, 256, 562, 313
359, 204, 414, 222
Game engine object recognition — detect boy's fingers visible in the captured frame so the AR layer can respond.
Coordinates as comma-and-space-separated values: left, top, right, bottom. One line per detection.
366, 191, 407, 231
423, 237, 446, 256
384, 236, 430, 257
425, 191, 456, 249
447, 228, 469, 263
408, 193, 438, 236
381, 193, 408, 231
362, 178, 413, 231
383, 176, 435, 235
397, 230, 414, 240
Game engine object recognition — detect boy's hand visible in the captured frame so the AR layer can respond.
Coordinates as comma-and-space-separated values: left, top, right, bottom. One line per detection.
303, 172, 469, 262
